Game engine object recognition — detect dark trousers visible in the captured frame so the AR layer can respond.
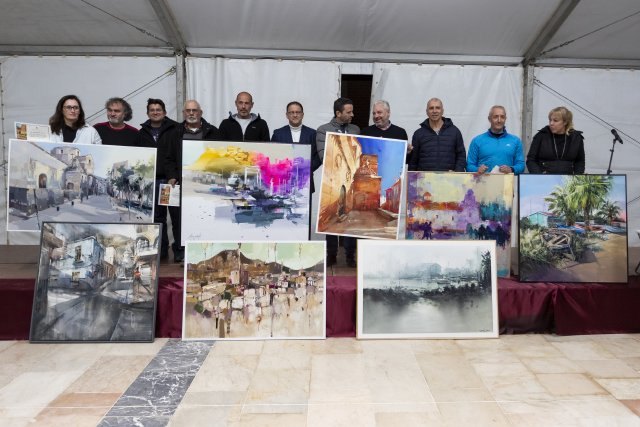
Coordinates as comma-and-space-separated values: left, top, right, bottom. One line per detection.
326, 235, 356, 260
154, 179, 181, 255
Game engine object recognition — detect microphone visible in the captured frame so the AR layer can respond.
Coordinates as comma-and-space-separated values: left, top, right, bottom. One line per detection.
611, 128, 623, 144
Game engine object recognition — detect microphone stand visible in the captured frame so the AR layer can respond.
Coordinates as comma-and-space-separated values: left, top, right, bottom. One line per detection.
606, 130, 622, 175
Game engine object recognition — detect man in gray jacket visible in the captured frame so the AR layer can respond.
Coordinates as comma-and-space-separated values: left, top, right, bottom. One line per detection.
314, 97, 360, 268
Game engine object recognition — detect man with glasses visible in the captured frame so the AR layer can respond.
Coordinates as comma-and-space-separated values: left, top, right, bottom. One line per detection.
138, 98, 183, 263
165, 99, 221, 187
272, 101, 316, 144
219, 91, 270, 141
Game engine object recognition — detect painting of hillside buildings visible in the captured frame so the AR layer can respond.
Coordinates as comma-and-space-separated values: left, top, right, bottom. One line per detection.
519, 174, 627, 283
405, 172, 514, 277
181, 141, 311, 243
317, 133, 406, 239
357, 240, 498, 339
7, 140, 156, 232
183, 241, 325, 340
30, 222, 161, 342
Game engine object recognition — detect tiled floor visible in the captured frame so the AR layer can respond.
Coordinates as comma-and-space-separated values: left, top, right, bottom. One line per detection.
2, 253, 640, 426
1, 335, 640, 426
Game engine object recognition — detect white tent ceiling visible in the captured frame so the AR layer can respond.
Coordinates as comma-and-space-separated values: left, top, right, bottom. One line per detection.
1, 0, 639, 66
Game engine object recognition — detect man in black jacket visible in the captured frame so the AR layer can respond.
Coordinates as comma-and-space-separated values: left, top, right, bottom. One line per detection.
409, 98, 466, 171
165, 98, 222, 191
138, 98, 183, 262
219, 92, 270, 141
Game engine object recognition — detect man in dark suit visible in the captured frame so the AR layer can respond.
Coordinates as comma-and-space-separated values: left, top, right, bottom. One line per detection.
272, 101, 321, 191
271, 101, 316, 144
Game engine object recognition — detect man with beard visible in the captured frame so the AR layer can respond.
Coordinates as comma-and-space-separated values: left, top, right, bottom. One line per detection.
94, 97, 138, 146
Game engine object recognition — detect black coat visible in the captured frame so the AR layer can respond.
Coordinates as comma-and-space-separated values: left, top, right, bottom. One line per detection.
219, 113, 270, 142
526, 126, 585, 174
164, 119, 222, 182
408, 117, 466, 171
138, 118, 181, 179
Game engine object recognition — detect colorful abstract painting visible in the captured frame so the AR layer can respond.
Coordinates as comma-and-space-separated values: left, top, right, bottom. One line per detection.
357, 240, 498, 339
30, 222, 161, 342
405, 172, 514, 277
519, 174, 627, 283
183, 241, 326, 340
7, 140, 156, 233
181, 141, 311, 243
316, 132, 407, 239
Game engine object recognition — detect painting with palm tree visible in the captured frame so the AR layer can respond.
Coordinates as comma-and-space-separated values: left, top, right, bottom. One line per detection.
519, 174, 627, 283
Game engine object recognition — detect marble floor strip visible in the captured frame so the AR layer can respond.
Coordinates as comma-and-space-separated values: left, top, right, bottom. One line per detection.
98, 339, 213, 426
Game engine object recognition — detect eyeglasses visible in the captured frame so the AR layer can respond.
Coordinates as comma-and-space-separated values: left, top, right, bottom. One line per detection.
184, 109, 200, 114
63, 105, 80, 111
287, 111, 303, 115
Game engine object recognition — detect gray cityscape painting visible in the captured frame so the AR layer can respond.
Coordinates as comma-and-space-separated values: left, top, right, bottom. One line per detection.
357, 240, 498, 339
30, 222, 161, 342
8, 139, 156, 233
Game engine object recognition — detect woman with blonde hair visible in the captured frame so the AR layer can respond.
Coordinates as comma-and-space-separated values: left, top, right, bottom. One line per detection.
526, 106, 584, 174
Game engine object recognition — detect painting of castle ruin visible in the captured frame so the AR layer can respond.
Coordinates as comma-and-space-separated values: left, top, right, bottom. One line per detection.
519, 174, 627, 283
357, 240, 498, 339
181, 141, 311, 243
183, 241, 326, 340
30, 222, 161, 342
7, 140, 156, 232
317, 133, 407, 239
405, 172, 514, 277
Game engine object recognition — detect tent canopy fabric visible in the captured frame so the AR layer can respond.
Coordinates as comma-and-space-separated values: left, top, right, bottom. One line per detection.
1, 0, 640, 66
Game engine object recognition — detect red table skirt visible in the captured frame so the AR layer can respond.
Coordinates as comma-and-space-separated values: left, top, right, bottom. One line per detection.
2, 276, 639, 340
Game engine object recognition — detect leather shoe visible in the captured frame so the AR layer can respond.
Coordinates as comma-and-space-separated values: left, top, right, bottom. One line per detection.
327, 255, 337, 267
346, 258, 357, 268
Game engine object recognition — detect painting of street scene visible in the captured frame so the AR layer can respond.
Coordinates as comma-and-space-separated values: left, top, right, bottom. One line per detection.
357, 240, 498, 339
519, 174, 627, 283
181, 141, 311, 243
405, 172, 514, 277
30, 222, 161, 342
317, 132, 406, 239
183, 241, 325, 340
7, 140, 156, 232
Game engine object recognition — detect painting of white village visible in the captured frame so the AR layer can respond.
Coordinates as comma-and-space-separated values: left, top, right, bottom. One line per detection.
519, 174, 627, 283
183, 241, 325, 340
31, 222, 161, 342
7, 140, 156, 232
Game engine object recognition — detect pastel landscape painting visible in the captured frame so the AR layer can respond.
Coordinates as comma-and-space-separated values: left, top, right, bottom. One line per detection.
519, 174, 627, 283
183, 241, 325, 340
405, 172, 514, 277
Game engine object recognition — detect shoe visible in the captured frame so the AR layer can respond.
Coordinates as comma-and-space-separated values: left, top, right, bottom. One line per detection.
174, 247, 185, 263
327, 255, 337, 267
346, 258, 357, 268
160, 251, 169, 262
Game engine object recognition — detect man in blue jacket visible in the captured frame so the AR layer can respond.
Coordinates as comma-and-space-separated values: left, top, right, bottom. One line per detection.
408, 98, 466, 171
467, 105, 525, 174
